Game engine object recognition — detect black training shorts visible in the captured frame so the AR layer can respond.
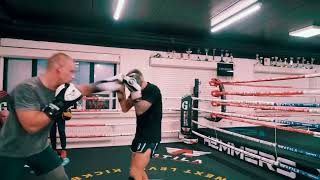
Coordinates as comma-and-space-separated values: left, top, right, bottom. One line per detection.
130, 141, 160, 158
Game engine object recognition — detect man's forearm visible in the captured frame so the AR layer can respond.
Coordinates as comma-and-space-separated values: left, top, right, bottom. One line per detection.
118, 99, 134, 112
30, 112, 52, 133
77, 84, 97, 96
78, 81, 124, 96
117, 91, 133, 112
133, 100, 152, 115
16, 111, 52, 134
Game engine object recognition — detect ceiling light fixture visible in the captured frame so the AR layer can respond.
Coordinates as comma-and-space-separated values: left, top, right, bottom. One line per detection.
211, 2, 261, 33
211, 0, 258, 27
289, 25, 320, 38
113, 0, 126, 21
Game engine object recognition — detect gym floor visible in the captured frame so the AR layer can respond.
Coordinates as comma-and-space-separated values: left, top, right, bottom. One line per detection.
65, 143, 286, 180
22, 126, 319, 180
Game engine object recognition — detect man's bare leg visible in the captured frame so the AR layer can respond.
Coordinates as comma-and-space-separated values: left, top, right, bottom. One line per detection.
129, 149, 152, 180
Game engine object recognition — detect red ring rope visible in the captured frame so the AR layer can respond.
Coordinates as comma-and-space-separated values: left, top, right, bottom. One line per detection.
210, 73, 320, 85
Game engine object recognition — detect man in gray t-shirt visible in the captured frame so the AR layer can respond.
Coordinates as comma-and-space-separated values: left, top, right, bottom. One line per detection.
0, 53, 125, 180
0, 78, 56, 157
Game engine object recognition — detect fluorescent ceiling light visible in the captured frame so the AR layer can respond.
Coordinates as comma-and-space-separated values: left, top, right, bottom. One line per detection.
211, 3, 261, 33
289, 25, 320, 38
113, 0, 125, 21
211, 0, 258, 27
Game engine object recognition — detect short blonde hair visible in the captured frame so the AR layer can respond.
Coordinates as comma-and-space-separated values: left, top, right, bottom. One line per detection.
126, 69, 143, 76
47, 53, 72, 69
126, 69, 143, 85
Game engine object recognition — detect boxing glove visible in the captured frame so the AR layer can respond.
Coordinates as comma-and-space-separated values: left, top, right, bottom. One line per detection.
43, 83, 82, 120
93, 74, 124, 92
123, 74, 142, 101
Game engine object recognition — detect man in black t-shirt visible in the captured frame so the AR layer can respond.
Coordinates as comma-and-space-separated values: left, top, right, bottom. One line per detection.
117, 69, 162, 180
0, 90, 11, 129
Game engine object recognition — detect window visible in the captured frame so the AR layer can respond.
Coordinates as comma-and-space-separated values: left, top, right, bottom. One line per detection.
82, 63, 116, 110
37, 59, 48, 76
6, 58, 33, 93
94, 63, 114, 81
4, 57, 117, 110
74, 61, 90, 84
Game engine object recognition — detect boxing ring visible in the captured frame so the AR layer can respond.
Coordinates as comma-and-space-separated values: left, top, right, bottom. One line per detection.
22, 73, 320, 180
180, 73, 320, 180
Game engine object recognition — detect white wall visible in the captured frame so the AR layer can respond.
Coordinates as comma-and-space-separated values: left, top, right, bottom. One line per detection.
1, 38, 319, 148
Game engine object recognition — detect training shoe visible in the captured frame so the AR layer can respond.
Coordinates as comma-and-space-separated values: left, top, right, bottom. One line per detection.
60, 150, 68, 159
61, 158, 70, 166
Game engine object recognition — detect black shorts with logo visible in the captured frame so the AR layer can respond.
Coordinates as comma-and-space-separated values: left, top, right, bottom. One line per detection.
130, 140, 160, 158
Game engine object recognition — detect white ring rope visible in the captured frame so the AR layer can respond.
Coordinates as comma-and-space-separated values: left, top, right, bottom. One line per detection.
65, 130, 180, 138
192, 130, 320, 179
193, 108, 320, 137
192, 120, 275, 147
192, 130, 278, 165
163, 97, 182, 99
193, 119, 320, 160
66, 120, 179, 127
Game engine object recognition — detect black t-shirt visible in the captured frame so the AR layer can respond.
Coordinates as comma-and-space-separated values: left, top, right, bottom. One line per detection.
134, 82, 162, 143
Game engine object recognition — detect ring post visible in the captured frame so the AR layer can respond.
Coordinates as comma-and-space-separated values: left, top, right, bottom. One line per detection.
193, 79, 200, 130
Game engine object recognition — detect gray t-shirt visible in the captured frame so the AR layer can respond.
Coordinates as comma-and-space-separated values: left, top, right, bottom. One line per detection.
0, 77, 55, 157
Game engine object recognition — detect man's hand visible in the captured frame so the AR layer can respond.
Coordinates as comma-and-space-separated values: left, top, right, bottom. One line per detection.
62, 109, 72, 121
0, 110, 9, 123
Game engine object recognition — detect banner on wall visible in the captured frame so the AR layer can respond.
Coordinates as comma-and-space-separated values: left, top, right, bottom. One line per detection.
217, 62, 234, 76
